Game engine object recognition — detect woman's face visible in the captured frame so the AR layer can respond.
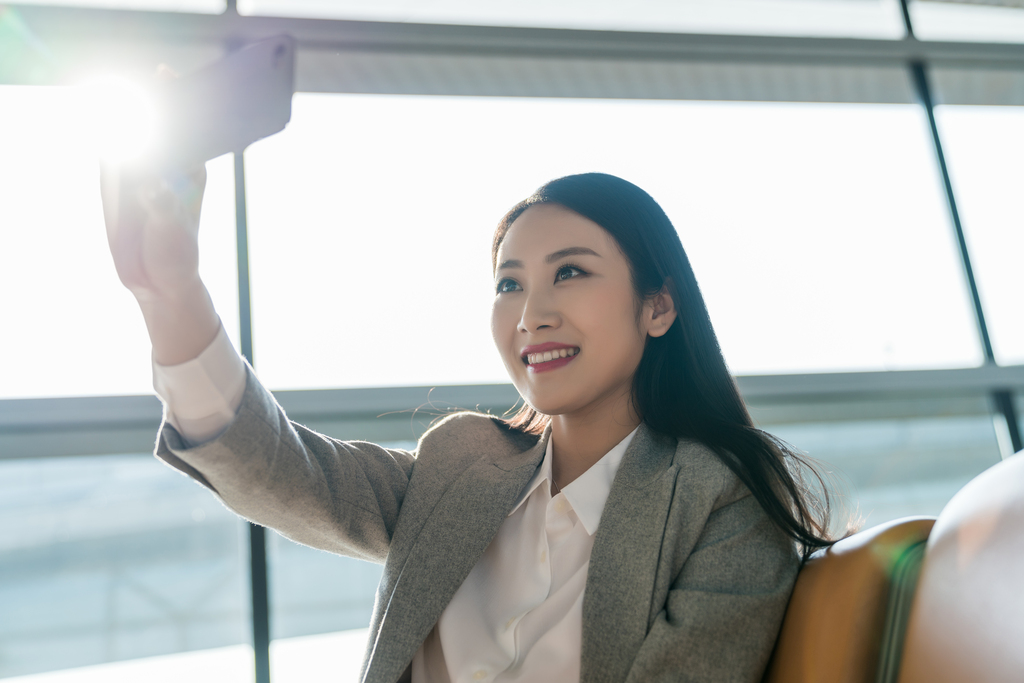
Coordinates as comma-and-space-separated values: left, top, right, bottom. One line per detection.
491, 203, 671, 419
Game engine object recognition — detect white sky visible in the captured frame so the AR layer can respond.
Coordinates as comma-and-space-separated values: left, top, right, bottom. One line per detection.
2, 87, 1017, 399
243, 94, 983, 391
911, 1, 1024, 43
935, 105, 1024, 366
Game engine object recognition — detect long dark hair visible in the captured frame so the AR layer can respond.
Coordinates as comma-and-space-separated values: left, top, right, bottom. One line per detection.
492, 172, 835, 557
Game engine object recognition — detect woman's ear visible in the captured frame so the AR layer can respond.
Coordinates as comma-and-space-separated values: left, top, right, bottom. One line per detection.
644, 282, 677, 338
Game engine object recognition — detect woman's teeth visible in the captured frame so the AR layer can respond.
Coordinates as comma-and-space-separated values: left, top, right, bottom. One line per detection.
526, 348, 578, 365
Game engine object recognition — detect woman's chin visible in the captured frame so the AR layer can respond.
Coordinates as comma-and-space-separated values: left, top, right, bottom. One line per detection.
520, 393, 580, 418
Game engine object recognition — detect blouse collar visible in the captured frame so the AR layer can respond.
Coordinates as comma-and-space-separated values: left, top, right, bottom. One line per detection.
508, 425, 639, 535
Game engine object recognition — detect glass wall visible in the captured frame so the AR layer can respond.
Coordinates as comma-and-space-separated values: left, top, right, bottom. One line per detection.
0, 454, 250, 679
764, 413, 1003, 535
0, 86, 239, 400
910, 0, 1024, 43
934, 105, 1024, 366
245, 94, 981, 391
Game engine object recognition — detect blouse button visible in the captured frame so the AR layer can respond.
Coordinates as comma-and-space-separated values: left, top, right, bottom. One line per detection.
473, 670, 488, 680
539, 549, 547, 563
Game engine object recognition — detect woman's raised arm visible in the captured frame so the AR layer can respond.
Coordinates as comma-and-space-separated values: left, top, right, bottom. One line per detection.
100, 162, 418, 561
100, 163, 221, 366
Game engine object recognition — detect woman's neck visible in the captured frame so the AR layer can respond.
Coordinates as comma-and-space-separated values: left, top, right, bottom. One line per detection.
548, 391, 640, 490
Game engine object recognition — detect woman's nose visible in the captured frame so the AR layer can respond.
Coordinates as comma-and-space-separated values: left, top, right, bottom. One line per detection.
518, 291, 561, 332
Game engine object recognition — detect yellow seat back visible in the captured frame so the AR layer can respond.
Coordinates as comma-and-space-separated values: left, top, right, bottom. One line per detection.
764, 516, 935, 683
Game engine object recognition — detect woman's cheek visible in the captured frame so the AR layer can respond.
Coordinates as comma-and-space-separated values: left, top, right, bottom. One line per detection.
490, 301, 518, 369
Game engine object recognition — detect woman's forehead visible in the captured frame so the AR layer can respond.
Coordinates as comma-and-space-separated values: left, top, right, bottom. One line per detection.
498, 204, 615, 261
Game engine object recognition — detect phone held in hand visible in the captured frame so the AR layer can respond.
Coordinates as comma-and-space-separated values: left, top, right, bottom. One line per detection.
153, 34, 296, 171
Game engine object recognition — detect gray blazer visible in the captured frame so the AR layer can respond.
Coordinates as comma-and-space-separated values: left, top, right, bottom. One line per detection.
156, 367, 799, 683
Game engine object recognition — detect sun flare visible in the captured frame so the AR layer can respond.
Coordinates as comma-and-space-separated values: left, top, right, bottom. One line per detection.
78, 75, 158, 164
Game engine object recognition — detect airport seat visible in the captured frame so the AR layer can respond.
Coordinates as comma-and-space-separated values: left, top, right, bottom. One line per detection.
896, 451, 1024, 683
762, 516, 936, 683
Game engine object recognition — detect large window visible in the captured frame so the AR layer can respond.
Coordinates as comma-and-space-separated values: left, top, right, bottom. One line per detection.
0, 454, 250, 679
0, 86, 239, 400
910, 0, 1024, 43
935, 105, 1024, 366
245, 94, 981, 391
764, 413, 1002, 533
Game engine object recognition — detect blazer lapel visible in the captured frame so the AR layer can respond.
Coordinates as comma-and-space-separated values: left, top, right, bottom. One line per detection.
581, 424, 679, 683
364, 428, 549, 683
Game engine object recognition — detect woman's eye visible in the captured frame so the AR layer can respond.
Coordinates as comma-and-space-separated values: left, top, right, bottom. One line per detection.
556, 265, 584, 282
496, 279, 521, 293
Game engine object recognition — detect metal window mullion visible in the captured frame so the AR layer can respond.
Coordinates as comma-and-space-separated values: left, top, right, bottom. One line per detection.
900, 0, 1023, 455
234, 149, 271, 683
909, 62, 995, 360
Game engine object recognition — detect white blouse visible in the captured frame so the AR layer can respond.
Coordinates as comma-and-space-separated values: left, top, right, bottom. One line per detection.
152, 324, 636, 683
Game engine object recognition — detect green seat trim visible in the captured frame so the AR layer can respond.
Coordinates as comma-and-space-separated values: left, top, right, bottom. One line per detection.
875, 540, 928, 683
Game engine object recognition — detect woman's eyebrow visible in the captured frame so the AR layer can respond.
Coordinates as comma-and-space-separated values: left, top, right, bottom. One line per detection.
545, 246, 601, 263
497, 246, 602, 271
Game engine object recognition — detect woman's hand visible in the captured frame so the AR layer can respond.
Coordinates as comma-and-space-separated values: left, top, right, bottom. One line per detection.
101, 164, 206, 297
100, 162, 221, 365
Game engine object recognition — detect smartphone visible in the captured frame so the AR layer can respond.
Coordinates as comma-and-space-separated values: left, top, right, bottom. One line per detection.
152, 35, 296, 169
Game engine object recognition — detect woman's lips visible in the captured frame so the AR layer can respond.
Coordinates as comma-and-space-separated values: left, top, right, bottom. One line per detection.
524, 347, 580, 373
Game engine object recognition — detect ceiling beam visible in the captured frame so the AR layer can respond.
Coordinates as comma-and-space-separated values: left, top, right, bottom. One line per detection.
9, 3, 1024, 72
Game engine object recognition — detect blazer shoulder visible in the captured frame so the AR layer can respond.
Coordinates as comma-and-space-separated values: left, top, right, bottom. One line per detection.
671, 436, 752, 511
418, 410, 541, 457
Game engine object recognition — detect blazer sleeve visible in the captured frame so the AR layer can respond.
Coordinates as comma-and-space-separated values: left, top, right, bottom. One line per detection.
155, 365, 416, 564
625, 484, 800, 682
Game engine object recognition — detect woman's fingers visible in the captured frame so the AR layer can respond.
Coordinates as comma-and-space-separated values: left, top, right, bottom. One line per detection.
100, 61, 209, 298
100, 159, 208, 296
100, 161, 151, 291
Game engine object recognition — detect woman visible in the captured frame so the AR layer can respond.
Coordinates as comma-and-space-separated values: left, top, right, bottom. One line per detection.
101, 168, 833, 683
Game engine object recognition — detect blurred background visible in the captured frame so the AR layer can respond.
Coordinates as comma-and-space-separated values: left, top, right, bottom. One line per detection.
1, 0, 1023, 681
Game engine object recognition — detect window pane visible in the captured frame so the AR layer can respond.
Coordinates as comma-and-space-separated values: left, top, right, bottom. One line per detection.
763, 413, 1002, 533
910, 0, 1024, 43
3, 647, 254, 683
240, 0, 905, 39
934, 105, 1024, 365
9, 0, 224, 12
270, 630, 368, 683
244, 94, 982, 391
268, 530, 383, 638
0, 454, 250, 678
266, 535, 381, 683
0, 85, 238, 399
